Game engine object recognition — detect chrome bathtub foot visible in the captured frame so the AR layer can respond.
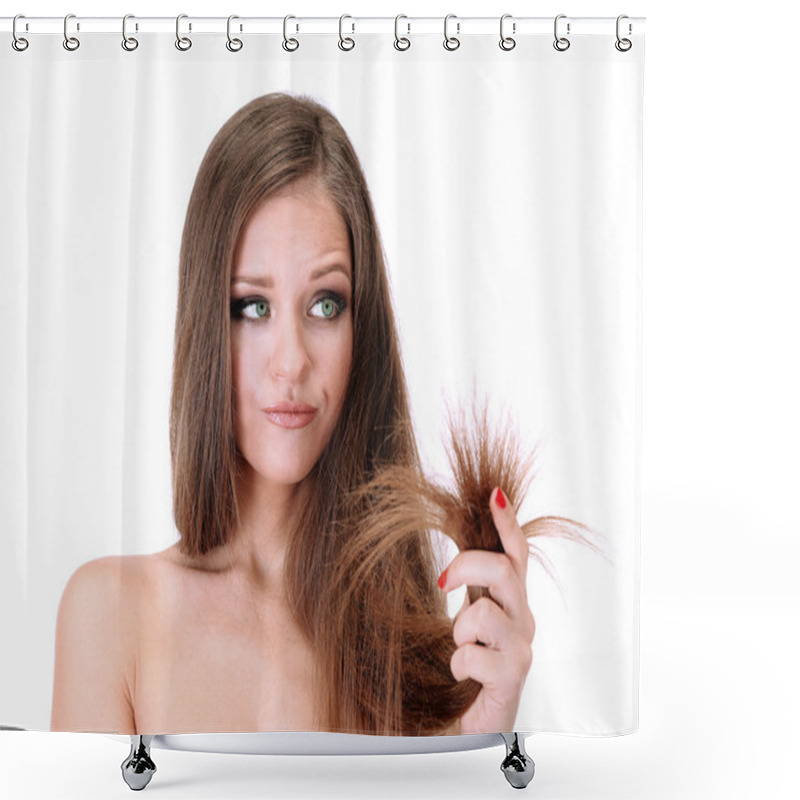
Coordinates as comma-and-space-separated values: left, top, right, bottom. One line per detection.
121, 735, 156, 791
500, 732, 535, 789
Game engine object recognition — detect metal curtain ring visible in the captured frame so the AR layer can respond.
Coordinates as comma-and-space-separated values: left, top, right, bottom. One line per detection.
553, 14, 570, 51
12, 14, 29, 51
122, 14, 138, 51
499, 13, 516, 51
394, 14, 410, 51
338, 14, 355, 51
226, 15, 243, 51
175, 14, 192, 50
283, 15, 299, 51
63, 13, 80, 51
615, 14, 632, 51
443, 13, 460, 51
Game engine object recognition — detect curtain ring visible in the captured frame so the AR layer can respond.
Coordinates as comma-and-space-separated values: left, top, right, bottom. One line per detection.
615, 15, 632, 52
338, 14, 355, 51
226, 15, 243, 51
553, 14, 570, 51
175, 14, 192, 51
443, 14, 460, 51
283, 15, 299, 51
63, 13, 80, 51
393, 14, 410, 51
122, 14, 139, 51
499, 13, 516, 51
12, 15, 29, 52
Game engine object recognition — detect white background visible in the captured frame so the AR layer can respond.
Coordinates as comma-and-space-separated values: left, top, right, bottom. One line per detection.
1, 1, 799, 799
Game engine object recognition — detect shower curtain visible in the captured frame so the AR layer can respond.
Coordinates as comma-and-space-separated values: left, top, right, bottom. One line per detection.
0, 16, 643, 737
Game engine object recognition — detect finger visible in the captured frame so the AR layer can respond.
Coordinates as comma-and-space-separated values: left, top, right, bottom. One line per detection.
451, 589, 471, 625
491, 487, 530, 585
453, 595, 519, 651
450, 638, 532, 691
440, 549, 528, 622
446, 590, 470, 632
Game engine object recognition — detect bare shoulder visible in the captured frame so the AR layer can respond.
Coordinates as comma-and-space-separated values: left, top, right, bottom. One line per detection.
54, 552, 176, 651
57, 554, 166, 625
60, 554, 144, 601
51, 554, 163, 734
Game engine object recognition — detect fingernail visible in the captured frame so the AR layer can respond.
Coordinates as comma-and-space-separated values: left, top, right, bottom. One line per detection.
496, 488, 507, 509
437, 568, 448, 589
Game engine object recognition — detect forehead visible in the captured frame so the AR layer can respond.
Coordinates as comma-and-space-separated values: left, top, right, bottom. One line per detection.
234, 177, 350, 272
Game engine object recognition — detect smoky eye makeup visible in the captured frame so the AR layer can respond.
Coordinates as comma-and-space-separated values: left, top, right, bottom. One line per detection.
230, 296, 269, 320
309, 291, 348, 319
230, 290, 348, 322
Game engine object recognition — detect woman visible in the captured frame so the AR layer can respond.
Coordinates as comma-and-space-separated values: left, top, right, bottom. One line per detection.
51, 93, 580, 737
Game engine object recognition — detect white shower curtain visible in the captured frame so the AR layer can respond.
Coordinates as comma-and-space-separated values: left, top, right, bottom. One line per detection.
1, 18, 643, 735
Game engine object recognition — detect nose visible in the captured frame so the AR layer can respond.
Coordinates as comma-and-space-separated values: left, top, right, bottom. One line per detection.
270, 313, 311, 382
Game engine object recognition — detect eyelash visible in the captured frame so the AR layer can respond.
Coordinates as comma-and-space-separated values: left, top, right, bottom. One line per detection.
230, 291, 348, 322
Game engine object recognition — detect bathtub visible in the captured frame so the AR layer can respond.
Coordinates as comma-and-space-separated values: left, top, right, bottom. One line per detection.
111, 731, 535, 790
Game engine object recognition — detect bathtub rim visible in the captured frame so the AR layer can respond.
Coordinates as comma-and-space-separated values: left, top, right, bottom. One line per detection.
102, 730, 520, 755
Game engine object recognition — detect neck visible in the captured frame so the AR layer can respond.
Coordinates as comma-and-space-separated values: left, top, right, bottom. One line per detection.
226, 461, 312, 593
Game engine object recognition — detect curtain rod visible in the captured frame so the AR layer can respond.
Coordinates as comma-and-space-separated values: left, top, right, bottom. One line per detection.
2, 16, 646, 37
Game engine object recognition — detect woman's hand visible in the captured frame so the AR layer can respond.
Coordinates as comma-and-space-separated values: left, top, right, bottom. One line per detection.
438, 487, 535, 734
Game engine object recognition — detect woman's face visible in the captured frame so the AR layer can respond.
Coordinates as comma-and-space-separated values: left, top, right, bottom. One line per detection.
230, 176, 353, 489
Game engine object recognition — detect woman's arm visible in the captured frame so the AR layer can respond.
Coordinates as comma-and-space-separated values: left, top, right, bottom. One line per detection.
51, 557, 137, 734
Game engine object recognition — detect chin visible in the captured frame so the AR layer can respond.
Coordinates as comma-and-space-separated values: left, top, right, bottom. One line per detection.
237, 427, 333, 488
243, 453, 320, 487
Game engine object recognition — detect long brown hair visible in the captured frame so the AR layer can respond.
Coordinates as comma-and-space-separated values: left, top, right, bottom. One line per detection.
170, 93, 595, 735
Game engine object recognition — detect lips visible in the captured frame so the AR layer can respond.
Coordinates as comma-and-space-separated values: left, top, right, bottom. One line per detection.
263, 402, 318, 429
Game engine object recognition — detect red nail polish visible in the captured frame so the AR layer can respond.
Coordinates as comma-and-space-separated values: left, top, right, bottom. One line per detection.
437, 569, 448, 589
496, 488, 507, 509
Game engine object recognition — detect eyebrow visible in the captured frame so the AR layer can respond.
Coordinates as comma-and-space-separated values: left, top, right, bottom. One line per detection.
231, 263, 351, 287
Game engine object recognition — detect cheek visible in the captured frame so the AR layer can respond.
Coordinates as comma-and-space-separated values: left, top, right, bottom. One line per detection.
331, 327, 353, 399
230, 337, 255, 415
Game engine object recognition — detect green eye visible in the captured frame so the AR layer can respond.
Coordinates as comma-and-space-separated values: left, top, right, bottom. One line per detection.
241, 300, 268, 319
231, 297, 269, 320
320, 298, 336, 318
311, 293, 346, 319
